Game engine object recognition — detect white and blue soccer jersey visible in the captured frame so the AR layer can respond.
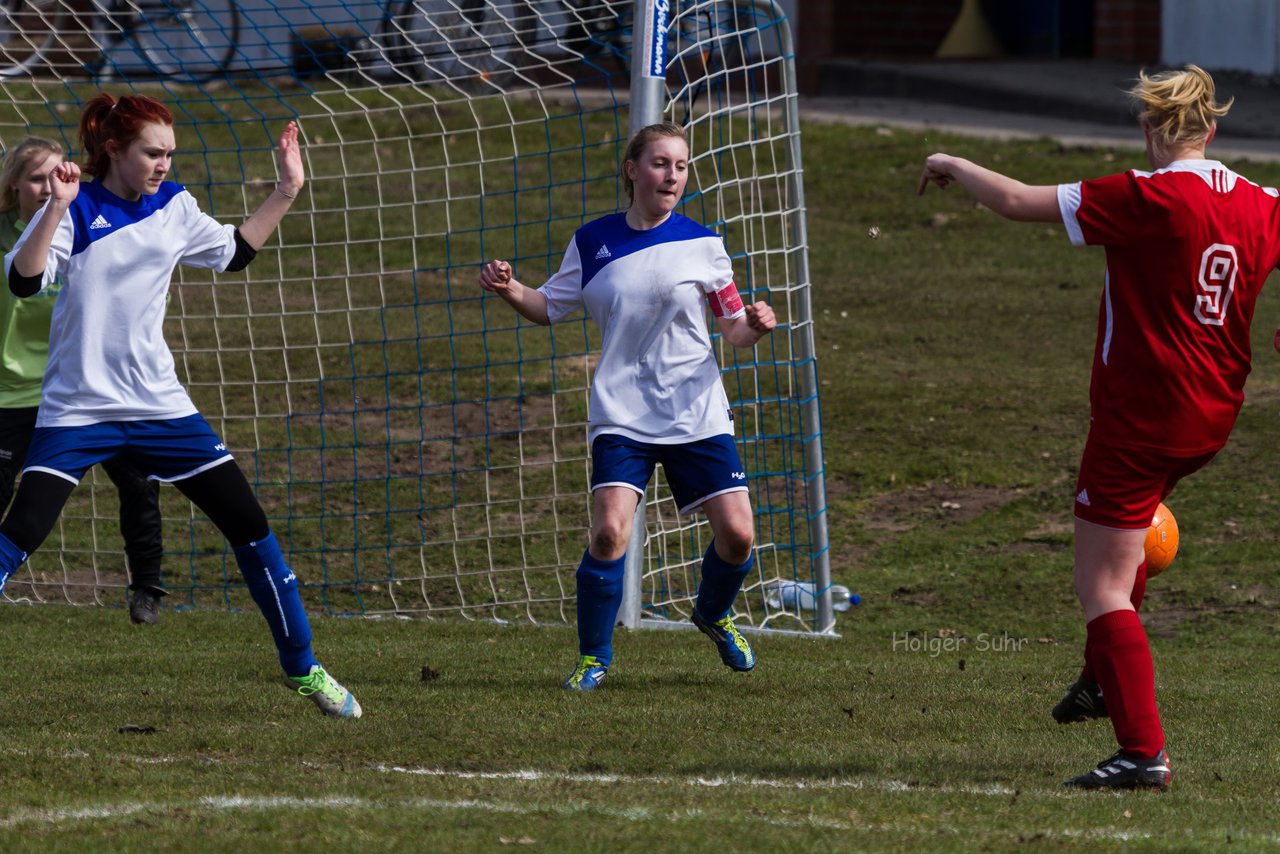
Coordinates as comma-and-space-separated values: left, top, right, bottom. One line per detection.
4, 180, 236, 427
538, 212, 744, 445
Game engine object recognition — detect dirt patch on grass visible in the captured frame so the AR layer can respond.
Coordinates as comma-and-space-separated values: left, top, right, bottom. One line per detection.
861, 483, 1022, 532
829, 539, 875, 578
825, 472, 857, 506
1141, 586, 1278, 641
891, 586, 940, 607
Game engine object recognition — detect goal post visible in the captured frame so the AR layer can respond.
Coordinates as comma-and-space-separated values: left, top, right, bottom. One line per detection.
620, 0, 832, 634
0, 0, 836, 634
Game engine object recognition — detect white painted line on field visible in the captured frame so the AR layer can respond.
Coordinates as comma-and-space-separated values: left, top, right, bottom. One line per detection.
0, 794, 1165, 841
2, 770, 1277, 845
0, 794, 855, 832
374, 763, 1019, 798
0, 746, 1014, 797
16, 793, 1257, 843
7, 744, 1280, 845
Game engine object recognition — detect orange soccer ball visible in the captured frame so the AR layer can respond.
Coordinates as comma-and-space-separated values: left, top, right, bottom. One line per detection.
1144, 502, 1180, 578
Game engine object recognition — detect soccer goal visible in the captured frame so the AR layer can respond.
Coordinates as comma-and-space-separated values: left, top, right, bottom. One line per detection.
0, 0, 834, 633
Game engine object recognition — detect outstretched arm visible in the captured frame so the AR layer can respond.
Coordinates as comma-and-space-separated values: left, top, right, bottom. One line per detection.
918, 153, 1062, 223
478, 259, 550, 326
716, 301, 776, 348
239, 121, 304, 250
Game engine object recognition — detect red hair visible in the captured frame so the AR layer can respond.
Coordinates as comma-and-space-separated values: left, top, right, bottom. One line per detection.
78, 93, 173, 178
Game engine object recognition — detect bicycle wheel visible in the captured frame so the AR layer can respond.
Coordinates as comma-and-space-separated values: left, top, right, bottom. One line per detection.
0, 0, 75, 78
380, 0, 520, 90
568, 0, 631, 71
670, 3, 763, 112
129, 0, 240, 82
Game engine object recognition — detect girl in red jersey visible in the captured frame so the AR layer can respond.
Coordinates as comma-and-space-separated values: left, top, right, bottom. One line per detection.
918, 65, 1280, 791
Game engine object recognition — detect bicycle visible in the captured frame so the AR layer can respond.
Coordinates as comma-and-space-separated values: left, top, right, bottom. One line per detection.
374, 0, 630, 90
667, 2, 770, 114
372, 0, 766, 110
0, 0, 242, 82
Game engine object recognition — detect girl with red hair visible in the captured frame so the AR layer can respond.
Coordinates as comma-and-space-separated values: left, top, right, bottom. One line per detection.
3, 93, 361, 719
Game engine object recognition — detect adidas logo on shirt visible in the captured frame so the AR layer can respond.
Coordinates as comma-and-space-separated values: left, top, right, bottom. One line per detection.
1076, 489, 1091, 507
595, 244, 611, 260
89, 214, 112, 230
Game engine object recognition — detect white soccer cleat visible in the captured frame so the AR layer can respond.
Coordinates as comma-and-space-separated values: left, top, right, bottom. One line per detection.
286, 664, 362, 718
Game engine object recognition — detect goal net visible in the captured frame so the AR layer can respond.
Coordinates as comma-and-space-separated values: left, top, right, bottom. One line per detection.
0, 0, 833, 633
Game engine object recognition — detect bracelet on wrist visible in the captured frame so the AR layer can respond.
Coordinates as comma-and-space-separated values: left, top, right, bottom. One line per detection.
275, 185, 298, 200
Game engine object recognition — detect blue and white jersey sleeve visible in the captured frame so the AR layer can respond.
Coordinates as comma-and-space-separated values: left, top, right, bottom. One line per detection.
537, 237, 584, 323
176, 192, 237, 271
697, 235, 743, 319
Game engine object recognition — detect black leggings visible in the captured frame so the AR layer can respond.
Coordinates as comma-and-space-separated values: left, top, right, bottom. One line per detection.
0, 459, 269, 555
0, 408, 166, 588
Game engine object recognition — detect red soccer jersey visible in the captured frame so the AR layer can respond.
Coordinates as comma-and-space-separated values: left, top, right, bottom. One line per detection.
1058, 160, 1280, 454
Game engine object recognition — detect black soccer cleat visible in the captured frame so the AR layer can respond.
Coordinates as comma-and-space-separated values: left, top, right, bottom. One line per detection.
1064, 749, 1171, 791
129, 588, 162, 625
1052, 676, 1108, 723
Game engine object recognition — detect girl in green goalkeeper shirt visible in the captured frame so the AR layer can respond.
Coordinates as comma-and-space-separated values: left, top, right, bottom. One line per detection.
0, 136, 166, 623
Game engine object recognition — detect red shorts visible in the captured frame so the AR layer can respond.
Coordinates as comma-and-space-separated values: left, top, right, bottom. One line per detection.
1074, 435, 1218, 529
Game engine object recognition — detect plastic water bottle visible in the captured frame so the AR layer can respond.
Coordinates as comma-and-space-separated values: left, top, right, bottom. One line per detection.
765, 581, 858, 612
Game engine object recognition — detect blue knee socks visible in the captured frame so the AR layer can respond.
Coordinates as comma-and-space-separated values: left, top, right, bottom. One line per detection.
694, 540, 754, 622
575, 549, 626, 666
0, 532, 26, 593
233, 531, 317, 677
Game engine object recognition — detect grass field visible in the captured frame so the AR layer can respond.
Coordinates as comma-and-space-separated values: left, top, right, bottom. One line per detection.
6, 111, 1280, 849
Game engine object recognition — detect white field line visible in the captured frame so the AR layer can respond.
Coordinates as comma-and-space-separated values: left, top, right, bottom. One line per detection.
2, 746, 1018, 796
3, 747, 1280, 844
0, 793, 1157, 841
0, 794, 856, 833
13, 793, 1269, 844
374, 763, 1017, 797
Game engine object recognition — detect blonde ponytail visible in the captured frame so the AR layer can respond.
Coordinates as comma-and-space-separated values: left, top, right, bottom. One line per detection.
1129, 65, 1232, 157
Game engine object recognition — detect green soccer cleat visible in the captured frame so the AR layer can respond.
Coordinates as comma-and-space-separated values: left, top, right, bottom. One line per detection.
562, 655, 608, 691
691, 609, 756, 672
287, 664, 362, 718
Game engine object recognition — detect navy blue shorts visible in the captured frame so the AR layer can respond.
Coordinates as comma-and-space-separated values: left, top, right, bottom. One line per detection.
22, 414, 234, 485
590, 433, 748, 515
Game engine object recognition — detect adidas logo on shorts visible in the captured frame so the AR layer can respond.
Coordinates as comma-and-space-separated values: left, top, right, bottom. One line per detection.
1076, 489, 1091, 507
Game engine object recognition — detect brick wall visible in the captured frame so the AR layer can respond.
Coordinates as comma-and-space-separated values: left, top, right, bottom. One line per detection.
821, 0, 963, 57
1094, 0, 1161, 62
798, 0, 1163, 63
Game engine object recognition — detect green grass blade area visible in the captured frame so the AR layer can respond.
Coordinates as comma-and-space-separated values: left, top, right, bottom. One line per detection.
2, 607, 1280, 851
6, 121, 1280, 848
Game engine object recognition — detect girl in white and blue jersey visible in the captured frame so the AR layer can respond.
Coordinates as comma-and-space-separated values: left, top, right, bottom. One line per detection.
479, 122, 777, 691
2, 93, 360, 718
0, 136, 167, 627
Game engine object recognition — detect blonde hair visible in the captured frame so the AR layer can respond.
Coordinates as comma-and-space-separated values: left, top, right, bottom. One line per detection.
1129, 65, 1232, 156
0, 136, 64, 215
622, 121, 688, 203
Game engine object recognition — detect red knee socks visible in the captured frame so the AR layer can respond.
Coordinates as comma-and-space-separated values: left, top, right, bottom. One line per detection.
1081, 559, 1147, 682
1086, 607, 1164, 757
